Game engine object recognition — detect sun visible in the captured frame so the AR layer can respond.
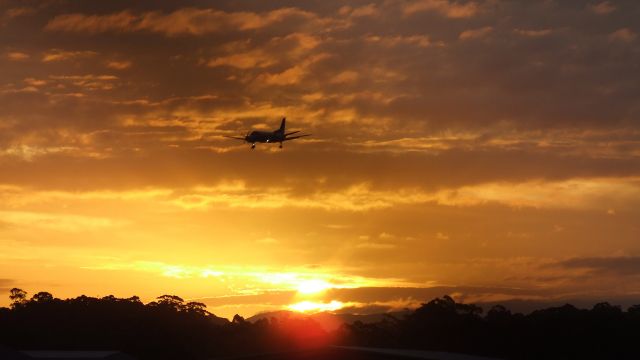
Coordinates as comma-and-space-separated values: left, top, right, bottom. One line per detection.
296, 279, 332, 294
288, 300, 344, 313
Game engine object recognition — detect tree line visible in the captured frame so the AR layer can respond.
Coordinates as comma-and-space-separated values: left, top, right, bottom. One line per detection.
338, 295, 640, 359
1, 288, 328, 359
2, 289, 640, 359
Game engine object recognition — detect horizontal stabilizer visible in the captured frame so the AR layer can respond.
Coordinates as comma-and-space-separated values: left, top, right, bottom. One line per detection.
283, 134, 311, 141
223, 135, 246, 141
285, 130, 300, 136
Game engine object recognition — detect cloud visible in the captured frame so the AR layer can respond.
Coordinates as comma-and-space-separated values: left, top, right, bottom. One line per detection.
257, 237, 279, 245
324, 286, 556, 308
208, 48, 277, 69
339, 4, 380, 18
197, 285, 557, 313
459, 26, 493, 40
106, 60, 132, 70
0, 210, 125, 232
0, 279, 16, 294
3, 0, 640, 316
42, 49, 98, 62
558, 256, 640, 276
5, 51, 29, 60
257, 177, 638, 211
257, 53, 331, 86
331, 71, 360, 84
45, 11, 139, 33
609, 28, 637, 43
19, 176, 627, 212
403, 0, 482, 18
2, 7, 35, 26
355, 242, 397, 250
364, 35, 432, 48
45, 7, 322, 36
83, 260, 392, 293
207, 33, 320, 70
23, 78, 47, 87
588, 1, 616, 15
198, 291, 296, 307
48, 74, 119, 91
513, 28, 553, 37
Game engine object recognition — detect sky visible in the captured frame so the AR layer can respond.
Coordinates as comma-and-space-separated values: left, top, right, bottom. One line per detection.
1, 0, 640, 319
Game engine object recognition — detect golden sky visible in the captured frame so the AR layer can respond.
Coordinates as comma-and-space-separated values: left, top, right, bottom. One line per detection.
1, 0, 640, 318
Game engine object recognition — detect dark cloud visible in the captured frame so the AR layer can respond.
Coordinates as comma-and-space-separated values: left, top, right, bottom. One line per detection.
326, 286, 554, 303
1, 146, 639, 193
44, 7, 326, 36
558, 256, 640, 276
198, 291, 296, 307
1, 0, 639, 136
0, 279, 16, 294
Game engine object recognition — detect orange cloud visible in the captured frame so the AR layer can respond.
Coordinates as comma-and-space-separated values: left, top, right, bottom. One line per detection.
46, 7, 321, 36
5, 51, 29, 60
4, 0, 640, 320
45, 10, 139, 33
588, 1, 616, 15
2, 7, 36, 24
365, 35, 431, 48
42, 49, 97, 62
48, 74, 119, 91
459, 26, 493, 40
403, 0, 482, 18
208, 49, 277, 69
257, 53, 331, 86
513, 28, 554, 37
609, 28, 637, 43
0, 210, 124, 232
338, 4, 380, 18
106, 60, 132, 70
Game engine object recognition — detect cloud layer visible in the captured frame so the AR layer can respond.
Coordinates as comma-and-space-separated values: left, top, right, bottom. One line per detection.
1, 0, 640, 317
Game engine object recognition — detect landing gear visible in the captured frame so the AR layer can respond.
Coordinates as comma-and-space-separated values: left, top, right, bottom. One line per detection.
279, 142, 283, 149
251, 143, 256, 149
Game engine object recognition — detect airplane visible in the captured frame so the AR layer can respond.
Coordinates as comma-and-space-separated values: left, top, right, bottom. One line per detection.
224, 117, 311, 149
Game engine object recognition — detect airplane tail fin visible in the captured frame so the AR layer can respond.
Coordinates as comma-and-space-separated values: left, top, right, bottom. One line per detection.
278, 117, 286, 133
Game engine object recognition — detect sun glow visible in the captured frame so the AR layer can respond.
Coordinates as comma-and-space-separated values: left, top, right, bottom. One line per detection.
296, 279, 333, 294
288, 300, 345, 313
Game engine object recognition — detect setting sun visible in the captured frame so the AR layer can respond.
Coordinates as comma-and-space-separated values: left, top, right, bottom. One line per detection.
2, 0, 640, 342
2, 0, 639, 358
288, 300, 345, 313
296, 279, 333, 295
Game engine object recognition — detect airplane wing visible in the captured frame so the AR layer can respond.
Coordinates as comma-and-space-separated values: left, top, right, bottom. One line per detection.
223, 136, 246, 141
283, 134, 311, 141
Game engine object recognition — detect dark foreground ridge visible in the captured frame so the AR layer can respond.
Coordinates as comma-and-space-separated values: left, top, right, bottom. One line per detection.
2, 289, 640, 360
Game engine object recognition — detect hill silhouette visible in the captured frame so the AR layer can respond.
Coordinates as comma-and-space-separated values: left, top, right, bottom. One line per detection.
247, 309, 412, 332
2, 289, 640, 359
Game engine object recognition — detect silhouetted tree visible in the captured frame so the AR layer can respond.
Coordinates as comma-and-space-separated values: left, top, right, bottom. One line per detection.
184, 301, 208, 315
232, 314, 246, 324
628, 304, 640, 314
155, 294, 184, 310
8, 288, 27, 308
4, 289, 640, 360
30, 291, 53, 302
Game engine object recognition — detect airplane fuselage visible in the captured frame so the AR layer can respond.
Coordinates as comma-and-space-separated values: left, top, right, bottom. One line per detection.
245, 130, 285, 144
225, 117, 309, 149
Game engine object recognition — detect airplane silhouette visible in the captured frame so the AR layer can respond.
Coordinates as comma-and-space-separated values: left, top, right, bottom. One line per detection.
224, 118, 310, 149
